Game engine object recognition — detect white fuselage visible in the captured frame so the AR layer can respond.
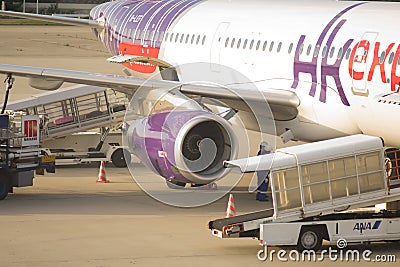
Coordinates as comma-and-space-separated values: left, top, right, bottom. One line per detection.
96, 0, 400, 146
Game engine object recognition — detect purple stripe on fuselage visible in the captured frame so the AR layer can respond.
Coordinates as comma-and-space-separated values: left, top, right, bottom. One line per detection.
90, 0, 205, 55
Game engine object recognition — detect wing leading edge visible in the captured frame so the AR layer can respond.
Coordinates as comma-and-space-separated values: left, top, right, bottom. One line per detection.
0, 10, 104, 28
0, 64, 300, 121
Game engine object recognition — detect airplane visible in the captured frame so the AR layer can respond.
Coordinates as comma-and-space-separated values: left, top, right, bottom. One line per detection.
1, 0, 400, 189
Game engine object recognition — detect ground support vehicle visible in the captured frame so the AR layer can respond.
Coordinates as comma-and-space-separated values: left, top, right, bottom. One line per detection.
7, 84, 136, 167
0, 112, 55, 200
42, 131, 137, 167
209, 135, 400, 251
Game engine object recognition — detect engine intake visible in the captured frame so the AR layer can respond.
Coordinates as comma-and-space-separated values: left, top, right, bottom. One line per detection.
128, 110, 237, 184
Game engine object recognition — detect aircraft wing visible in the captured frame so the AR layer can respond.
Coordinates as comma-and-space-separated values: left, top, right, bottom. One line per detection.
0, 64, 300, 121
0, 10, 104, 28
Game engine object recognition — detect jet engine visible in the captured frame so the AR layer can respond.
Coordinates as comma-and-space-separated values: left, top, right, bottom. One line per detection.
127, 110, 238, 185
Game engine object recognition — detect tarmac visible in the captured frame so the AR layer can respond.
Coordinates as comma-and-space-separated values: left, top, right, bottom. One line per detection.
0, 25, 399, 266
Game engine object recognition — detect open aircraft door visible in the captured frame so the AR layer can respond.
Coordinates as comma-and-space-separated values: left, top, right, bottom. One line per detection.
351, 32, 378, 97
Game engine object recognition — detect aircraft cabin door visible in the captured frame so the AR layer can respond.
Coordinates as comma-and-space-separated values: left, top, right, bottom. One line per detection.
351, 32, 378, 97
210, 22, 230, 72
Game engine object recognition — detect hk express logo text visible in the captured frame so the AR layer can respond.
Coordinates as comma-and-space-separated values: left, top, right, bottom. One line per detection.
292, 2, 400, 106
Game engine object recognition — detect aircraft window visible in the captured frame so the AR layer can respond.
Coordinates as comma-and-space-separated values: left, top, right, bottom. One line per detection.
243, 39, 248, 49
389, 52, 394, 64
202, 35, 206, 45
237, 38, 242, 48
185, 34, 190, 44
380, 51, 386, 64
345, 48, 351, 60
329, 47, 335, 58
170, 33, 174, 42
262, 41, 268, 51
306, 44, 312, 56
225, 37, 230, 47
398, 56, 400, 65
288, 43, 293, 54
165, 32, 169, 41
175, 33, 179, 42
196, 35, 200, 45
337, 47, 343, 58
269, 41, 275, 52
191, 34, 195, 44
256, 40, 261, 50
249, 40, 254, 50
231, 38, 236, 48
322, 46, 327, 58
180, 34, 184, 43
277, 42, 282, 52
313, 45, 320, 57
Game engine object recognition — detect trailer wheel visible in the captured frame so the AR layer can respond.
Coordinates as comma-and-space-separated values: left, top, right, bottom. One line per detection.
0, 170, 9, 200
297, 227, 323, 252
111, 148, 130, 168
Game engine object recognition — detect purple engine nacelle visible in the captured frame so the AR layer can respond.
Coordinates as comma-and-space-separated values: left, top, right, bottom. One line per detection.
128, 110, 238, 185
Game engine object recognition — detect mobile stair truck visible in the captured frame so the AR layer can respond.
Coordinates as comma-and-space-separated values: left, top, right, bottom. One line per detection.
209, 135, 400, 252
6, 85, 132, 167
0, 112, 55, 200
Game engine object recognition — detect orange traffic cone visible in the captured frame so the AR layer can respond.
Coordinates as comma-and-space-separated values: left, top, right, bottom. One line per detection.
226, 194, 236, 218
96, 161, 110, 183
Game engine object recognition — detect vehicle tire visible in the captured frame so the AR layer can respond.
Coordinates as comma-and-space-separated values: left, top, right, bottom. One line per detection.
0, 171, 10, 200
297, 227, 323, 252
166, 180, 186, 189
111, 148, 131, 168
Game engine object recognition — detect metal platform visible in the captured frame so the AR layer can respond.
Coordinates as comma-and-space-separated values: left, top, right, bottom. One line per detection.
6, 85, 128, 139
209, 208, 274, 231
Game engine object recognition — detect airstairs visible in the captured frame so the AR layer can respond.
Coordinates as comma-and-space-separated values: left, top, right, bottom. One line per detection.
6, 85, 129, 140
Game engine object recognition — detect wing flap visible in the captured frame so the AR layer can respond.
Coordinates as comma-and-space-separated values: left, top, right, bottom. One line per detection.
180, 85, 300, 121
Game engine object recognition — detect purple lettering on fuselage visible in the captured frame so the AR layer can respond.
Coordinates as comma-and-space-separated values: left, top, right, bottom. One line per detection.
291, 3, 365, 106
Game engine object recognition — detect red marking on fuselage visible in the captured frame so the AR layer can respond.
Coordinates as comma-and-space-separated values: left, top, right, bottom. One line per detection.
367, 42, 394, 83
348, 40, 370, 80
348, 40, 400, 91
118, 42, 160, 74
391, 44, 400, 91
